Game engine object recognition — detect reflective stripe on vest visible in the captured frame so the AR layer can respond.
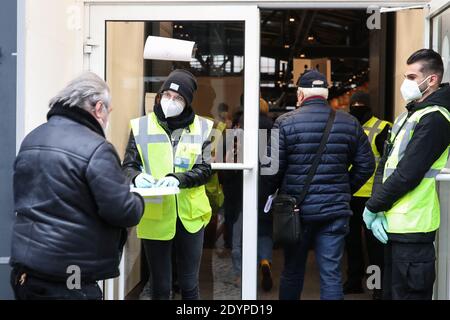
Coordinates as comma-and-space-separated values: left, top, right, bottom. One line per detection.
354, 116, 391, 197
131, 113, 214, 240
383, 106, 450, 233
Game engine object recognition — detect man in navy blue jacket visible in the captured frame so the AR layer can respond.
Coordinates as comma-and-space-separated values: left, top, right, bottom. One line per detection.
267, 70, 375, 300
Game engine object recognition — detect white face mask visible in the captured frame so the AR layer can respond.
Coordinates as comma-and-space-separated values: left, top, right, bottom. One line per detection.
104, 116, 110, 133
161, 97, 185, 118
400, 76, 431, 103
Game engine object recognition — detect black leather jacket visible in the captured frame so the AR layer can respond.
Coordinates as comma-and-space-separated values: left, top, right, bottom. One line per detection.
10, 104, 144, 282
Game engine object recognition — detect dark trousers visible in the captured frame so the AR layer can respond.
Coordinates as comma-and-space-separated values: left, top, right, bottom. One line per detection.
223, 193, 241, 249
383, 239, 436, 300
10, 267, 102, 300
345, 196, 384, 285
142, 218, 204, 300
279, 217, 349, 300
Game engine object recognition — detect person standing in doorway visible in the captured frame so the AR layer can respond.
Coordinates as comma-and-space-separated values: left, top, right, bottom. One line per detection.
258, 97, 275, 292
267, 70, 375, 300
123, 69, 214, 300
364, 49, 450, 300
343, 91, 391, 299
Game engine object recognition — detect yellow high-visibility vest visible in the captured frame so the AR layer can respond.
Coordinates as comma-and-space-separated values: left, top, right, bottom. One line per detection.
354, 116, 391, 197
383, 106, 450, 233
130, 112, 213, 240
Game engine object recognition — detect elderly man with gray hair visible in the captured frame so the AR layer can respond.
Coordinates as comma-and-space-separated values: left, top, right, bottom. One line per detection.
266, 70, 374, 300
10, 72, 144, 300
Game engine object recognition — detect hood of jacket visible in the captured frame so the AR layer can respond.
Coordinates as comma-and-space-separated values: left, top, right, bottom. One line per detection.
407, 82, 450, 113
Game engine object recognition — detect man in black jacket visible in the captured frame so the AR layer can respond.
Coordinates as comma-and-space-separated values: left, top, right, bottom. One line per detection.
364, 49, 450, 300
268, 70, 375, 300
10, 72, 145, 300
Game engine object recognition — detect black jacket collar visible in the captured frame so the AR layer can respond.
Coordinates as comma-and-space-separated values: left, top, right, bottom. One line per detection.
360, 109, 374, 125
153, 102, 195, 133
47, 102, 105, 138
406, 83, 450, 113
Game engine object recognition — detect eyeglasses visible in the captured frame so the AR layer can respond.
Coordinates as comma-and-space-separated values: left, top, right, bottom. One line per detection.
162, 91, 185, 104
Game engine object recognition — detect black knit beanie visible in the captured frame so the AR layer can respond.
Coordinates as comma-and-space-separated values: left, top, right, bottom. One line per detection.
349, 91, 370, 107
160, 69, 198, 106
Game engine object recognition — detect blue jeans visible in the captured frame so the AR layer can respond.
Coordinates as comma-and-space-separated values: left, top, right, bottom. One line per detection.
258, 212, 273, 263
231, 211, 243, 276
279, 217, 349, 300
232, 210, 274, 277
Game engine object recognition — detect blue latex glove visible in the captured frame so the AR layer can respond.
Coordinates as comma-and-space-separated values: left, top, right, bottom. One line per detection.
155, 176, 180, 188
371, 213, 389, 244
134, 173, 156, 188
363, 207, 378, 230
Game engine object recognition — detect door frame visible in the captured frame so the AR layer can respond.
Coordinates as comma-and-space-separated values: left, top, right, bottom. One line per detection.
86, 2, 260, 300
427, 0, 450, 301
85, 0, 431, 301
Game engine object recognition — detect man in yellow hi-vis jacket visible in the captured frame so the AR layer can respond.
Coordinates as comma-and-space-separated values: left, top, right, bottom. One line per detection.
123, 69, 213, 300
364, 49, 450, 300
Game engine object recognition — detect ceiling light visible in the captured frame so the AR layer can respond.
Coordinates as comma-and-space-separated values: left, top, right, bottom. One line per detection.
308, 36, 314, 41
289, 18, 295, 22
300, 54, 305, 58
284, 44, 290, 49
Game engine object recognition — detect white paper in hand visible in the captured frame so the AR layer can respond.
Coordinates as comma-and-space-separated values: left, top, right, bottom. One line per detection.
130, 186, 180, 197
264, 189, 279, 214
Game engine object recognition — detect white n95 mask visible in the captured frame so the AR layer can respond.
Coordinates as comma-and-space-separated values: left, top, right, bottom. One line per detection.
161, 97, 185, 118
400, 76, 431, 103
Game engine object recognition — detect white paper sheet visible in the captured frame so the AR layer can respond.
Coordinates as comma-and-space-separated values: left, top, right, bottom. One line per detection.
143, 36, 196, 62
130, 186, 180, 197
264, 189, 279, 213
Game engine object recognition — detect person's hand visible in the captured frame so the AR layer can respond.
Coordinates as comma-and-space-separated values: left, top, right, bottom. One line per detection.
134, 173, 156, 188
363, 207, 378, 230
155, 176, 180, 188
371, 213, 389, 244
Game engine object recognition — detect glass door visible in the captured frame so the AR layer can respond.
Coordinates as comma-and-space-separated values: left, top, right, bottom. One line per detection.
86, 2, 260, 300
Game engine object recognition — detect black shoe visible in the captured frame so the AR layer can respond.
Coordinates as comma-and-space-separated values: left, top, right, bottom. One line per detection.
343, 280, 364, 294
260, 260, 273, 292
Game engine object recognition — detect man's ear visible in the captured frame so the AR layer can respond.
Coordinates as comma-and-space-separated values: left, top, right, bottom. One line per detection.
429, 74, 440, 88
297, 90, 304, 104
93, 101, 104, 117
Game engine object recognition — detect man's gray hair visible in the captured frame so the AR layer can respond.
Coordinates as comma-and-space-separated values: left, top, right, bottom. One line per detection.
49, 72, 111, 111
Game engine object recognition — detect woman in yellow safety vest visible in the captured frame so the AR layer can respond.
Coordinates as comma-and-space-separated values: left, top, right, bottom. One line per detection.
123, 69, 213, 300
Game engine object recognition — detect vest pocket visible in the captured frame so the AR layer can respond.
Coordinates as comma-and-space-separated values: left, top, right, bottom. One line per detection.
142, 197, 163, 220
188, 187, 212, 219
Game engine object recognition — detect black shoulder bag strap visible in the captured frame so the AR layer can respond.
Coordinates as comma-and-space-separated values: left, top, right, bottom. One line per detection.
296, 109, 336, 205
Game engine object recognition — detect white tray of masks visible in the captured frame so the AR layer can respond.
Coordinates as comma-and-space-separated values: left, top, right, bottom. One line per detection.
130, 187, 180, 197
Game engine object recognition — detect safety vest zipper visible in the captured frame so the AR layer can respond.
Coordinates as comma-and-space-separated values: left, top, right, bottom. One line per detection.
170, 133, 179, 218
